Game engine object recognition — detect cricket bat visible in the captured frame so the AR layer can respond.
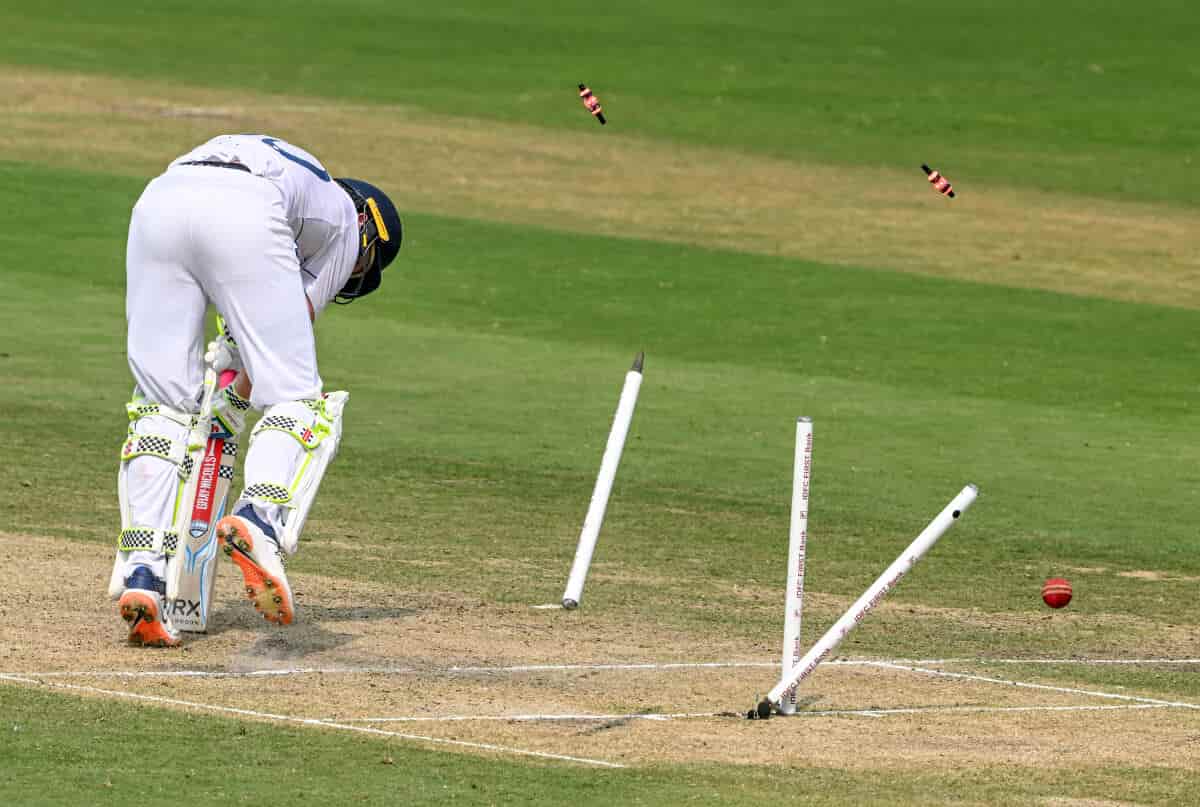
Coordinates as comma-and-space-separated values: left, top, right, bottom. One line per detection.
168, 368, 238, 632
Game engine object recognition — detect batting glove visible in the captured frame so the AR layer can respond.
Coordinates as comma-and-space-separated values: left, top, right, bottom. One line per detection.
204, 333, 242, 374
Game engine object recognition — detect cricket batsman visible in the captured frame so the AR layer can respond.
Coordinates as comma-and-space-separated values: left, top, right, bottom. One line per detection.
109, 134, 403, 646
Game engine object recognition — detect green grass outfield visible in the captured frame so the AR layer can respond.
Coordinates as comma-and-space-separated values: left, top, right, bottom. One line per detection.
4, 687, 1193, 807
2, 1, 1199, 804
3, 0, 1198, 204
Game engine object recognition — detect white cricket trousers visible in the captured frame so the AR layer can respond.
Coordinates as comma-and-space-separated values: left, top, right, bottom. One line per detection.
120, 165, 323, 576
126, 164, 321, 410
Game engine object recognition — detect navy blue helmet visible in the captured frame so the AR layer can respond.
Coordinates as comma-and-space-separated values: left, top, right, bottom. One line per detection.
334, 178, 402, 303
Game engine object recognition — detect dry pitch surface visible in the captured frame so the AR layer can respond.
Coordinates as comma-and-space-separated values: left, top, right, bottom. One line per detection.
3, 534, 1197, 771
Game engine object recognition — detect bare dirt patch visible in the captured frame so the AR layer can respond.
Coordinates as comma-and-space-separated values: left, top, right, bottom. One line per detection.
1118, 570, 1200, 583
3, 67, 1199, 308
3, 532, 1197, 773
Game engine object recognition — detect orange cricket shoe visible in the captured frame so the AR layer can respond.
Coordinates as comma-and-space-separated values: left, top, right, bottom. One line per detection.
216, 508, 294, 625
118, 566, 181, 647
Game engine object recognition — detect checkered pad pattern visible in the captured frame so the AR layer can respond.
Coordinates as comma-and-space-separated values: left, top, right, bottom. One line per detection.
244, 482, 292, 504
121, 434, 174, 462
219, 465, 236, 480
223, 387, 252, 411
254, 413, 322, 449
256, 415, 300, 434
127, 402, 161, 420
125, 398, 195, 428
118, 528, 180, 556
258, 414, 299, 431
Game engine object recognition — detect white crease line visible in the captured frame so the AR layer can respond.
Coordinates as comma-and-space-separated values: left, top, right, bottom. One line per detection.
795, 703, 1172, 718
869, 662, 1200, 710
5, 657, 1198, 680
947, 658, 1200, 666
340, 712, 725, 723
832, 658, 1200, 667
335, 702, 1173, 724
449, 661, 777, 673
3, 661, 776, 679
6, 667, 417, 679
0, 673, 623, 768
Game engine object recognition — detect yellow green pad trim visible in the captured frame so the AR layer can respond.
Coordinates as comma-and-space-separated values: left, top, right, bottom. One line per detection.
118, 527, 180, 556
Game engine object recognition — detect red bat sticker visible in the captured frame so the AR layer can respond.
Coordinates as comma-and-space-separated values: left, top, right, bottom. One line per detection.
188, 370, 239, 539
579, 84, 606, 125
922, 164, 955, 198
